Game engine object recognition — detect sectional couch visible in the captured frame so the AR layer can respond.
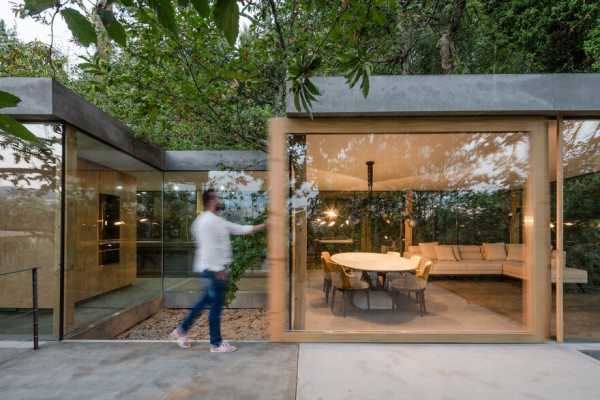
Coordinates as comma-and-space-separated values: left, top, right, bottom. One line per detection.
404, 243, 588, 284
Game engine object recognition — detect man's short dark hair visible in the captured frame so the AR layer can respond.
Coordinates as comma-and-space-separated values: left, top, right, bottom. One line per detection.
202, 189, 217, 208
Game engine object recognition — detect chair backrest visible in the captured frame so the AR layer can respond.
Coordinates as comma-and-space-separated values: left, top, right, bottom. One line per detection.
326, 258, 351, 289
321, 251, 332, 273
417, 261, 433, 282
410, 255, 423, 270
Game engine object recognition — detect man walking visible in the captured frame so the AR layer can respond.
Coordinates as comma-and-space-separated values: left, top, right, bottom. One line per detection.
171, 189, 265, 352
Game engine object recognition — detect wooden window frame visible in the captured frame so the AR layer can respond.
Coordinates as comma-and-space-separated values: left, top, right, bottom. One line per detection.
267, 117, 550, 343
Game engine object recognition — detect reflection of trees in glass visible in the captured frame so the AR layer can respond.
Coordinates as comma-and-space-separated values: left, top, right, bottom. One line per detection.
289, 132, 529, 262
206, 171, 266, 224
163, 188, 196, 242
305, 191, 406, 258
136, 191, 162, 240
0, 124, 62, 242
413, 190, 513, 245
552, 173, 600, 287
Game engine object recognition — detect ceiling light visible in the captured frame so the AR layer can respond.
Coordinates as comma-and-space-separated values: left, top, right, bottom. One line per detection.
115, 185, 123, 190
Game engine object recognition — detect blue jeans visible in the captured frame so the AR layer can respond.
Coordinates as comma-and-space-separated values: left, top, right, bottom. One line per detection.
179, 271, 228, 346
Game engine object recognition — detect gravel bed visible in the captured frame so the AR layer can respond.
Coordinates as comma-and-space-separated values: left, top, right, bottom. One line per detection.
118, 308, 268, 340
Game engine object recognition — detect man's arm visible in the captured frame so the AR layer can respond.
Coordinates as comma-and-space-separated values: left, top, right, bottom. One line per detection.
223, 220, 265, 235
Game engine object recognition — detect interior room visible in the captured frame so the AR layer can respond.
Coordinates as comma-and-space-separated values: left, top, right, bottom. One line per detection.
288, 130, 535, 333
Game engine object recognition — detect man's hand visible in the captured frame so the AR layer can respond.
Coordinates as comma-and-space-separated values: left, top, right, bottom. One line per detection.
253, 223, 266, 232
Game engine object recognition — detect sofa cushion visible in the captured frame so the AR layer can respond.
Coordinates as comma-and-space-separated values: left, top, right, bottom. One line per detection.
482, 243, 507, 261
551, 266, 588, 283
431, 260, 502, 275
407, 245, 421, 257
506, 244, 523, 261
434, 245, 456, 261
502, 260, 524, 279
458, 245, 483, 260
419, 242, 438, 260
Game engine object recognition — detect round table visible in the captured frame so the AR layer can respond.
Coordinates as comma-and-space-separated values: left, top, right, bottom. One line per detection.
331, 252, 415, 273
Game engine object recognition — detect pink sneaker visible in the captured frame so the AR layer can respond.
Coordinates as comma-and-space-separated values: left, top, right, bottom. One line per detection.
210, 342, 237, 353
170, 328, 191, 349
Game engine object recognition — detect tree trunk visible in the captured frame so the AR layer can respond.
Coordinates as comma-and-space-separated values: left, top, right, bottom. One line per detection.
94, 0, 112, 60
439, 0, 466, 74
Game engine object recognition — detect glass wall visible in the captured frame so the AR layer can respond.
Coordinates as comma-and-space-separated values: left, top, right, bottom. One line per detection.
0, 124, 62, 339
163, 171, 267, 298
560, 120, 600, 340
63, 129, 163, 336
288, 132, 531, 333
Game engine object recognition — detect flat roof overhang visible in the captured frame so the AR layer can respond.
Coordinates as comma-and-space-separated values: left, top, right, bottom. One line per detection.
0, 77, 164, 170
286, 74, 600, 118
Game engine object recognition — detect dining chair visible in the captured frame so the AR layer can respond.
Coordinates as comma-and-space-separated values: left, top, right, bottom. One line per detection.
385, 254, 422, 289
327, 258, 370, 317
390, 260, 432, 316
320, 251, 333, 303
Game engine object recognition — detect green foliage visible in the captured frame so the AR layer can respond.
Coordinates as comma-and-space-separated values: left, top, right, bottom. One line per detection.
21, 0, 242, 50
191, 0, 210, 17
0, 113, 39, 142
61, 8, 97, 47
228, 216, 266, 304
213, 0, 239, 46
23, 0, 55, 16
98, 9, 127, 47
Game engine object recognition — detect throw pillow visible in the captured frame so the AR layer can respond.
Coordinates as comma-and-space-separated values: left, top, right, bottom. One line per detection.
435, 245, 457, 261
459, 245, 483, 260
506, 244, 523, 261
418, 242, 438, 260
483, 243, 507, 261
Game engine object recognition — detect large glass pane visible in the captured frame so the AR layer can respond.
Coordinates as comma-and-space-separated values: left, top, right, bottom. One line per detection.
63, 130, 162, 336
561, 120, 600, 339
288, 132, 531, 333
163, 171, 267, 304
0, 124, 62, 340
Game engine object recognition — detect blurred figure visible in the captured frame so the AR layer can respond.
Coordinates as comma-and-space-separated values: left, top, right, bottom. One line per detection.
171, 189, 265, 352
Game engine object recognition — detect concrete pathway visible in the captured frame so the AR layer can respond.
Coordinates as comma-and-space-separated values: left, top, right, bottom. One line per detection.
0, 341, 297, 400
297, 343, 600, 400
2, 341, 600, 400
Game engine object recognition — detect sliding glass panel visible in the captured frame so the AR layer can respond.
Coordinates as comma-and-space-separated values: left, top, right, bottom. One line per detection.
163, 171, 267, 306
288, 132, 531, 333
0, 124, 62, 340
561, 120, 600, 340
63, 129, 163, 336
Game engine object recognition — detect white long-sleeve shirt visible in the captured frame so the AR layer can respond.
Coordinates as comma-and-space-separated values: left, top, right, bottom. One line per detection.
191, 211, 254, 272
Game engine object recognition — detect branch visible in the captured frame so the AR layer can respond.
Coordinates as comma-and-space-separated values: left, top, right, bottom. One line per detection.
267, 0, 287, 53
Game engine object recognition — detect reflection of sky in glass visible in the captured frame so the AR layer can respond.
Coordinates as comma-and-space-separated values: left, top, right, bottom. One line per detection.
563, 120, 600, 177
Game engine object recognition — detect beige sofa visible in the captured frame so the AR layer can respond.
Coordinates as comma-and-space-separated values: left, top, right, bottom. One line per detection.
404, 243, 588, 284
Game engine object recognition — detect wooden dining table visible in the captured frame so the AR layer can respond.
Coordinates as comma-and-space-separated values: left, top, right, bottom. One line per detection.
331, 252, 416, 309
331, 252, 416, 273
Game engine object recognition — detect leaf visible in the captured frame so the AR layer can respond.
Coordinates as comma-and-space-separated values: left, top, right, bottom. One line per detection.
214, 0, 239, 46
23, 0, 55, 16
149, 0, 178, 34
191, 0, 210, 17
61, 8, 98, 47
177, 0, 190, 7
0, 90, 21, 108
98, 9, 127, 47
0, 115, 39, 142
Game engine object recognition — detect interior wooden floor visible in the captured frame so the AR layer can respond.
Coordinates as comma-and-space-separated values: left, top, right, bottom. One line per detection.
300, 270, 526, 332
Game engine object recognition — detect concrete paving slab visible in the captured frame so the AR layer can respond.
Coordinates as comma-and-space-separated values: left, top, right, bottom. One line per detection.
0, 342, 298, 400
297, 343, 600, 400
